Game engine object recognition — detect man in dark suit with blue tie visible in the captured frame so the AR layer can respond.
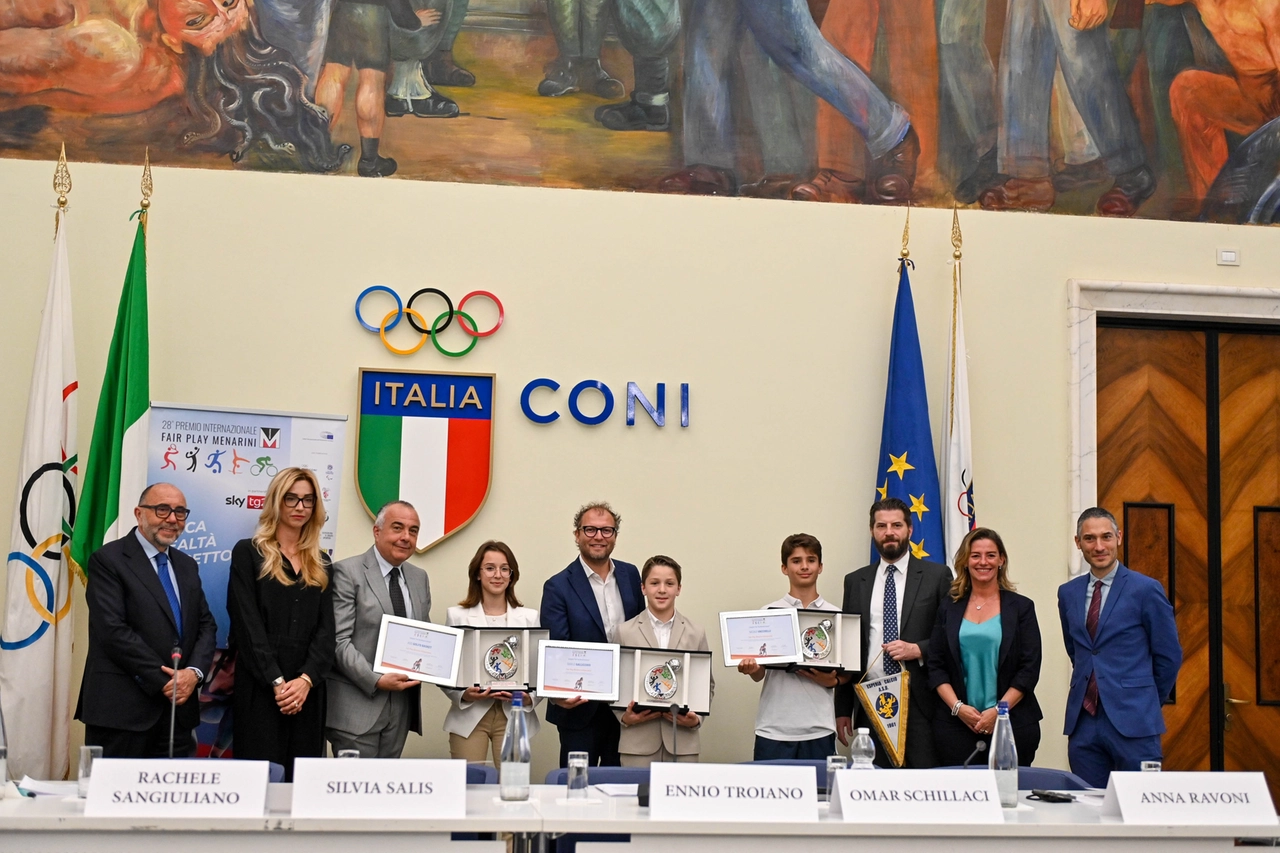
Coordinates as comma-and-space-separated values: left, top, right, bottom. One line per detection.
1058, 507, 1182, 787
76, 483, 217, 758
540, 501, 643, 767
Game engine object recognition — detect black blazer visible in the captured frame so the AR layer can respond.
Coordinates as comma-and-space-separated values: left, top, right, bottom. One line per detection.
835, 555, 953, 718
926, 588, 1043, 728
76, 529, 217, 733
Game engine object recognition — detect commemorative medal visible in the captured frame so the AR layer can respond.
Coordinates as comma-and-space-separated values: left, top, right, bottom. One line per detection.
484, 635, 520, 683
643, 658, 682, 702
801, 619, 834, 661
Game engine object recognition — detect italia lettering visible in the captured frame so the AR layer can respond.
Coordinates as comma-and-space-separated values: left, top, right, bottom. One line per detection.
372, 381, 484, 411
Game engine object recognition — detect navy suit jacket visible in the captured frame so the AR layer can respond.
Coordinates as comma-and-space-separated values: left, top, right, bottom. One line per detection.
540, 557, 642, 730
1058, 564, 1181, 738
76, 529, 217, 733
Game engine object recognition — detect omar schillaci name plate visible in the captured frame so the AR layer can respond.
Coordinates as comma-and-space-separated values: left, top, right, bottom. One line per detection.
291, 758, 467, 819
648, 762, 817, 822
829, 769, 1004, 823
84, 759, 269, 817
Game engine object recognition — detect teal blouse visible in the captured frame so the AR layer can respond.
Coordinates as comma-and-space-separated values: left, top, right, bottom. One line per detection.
959, 617, 1002, 711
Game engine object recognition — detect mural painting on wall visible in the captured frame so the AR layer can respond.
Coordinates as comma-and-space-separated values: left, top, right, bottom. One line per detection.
2, 0, 1278, 223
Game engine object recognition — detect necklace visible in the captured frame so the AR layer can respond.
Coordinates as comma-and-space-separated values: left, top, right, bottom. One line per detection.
973, 596, 997, 611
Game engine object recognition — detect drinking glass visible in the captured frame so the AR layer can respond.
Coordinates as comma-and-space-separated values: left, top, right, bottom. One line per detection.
78, 745, 103, 798
566, 751, 590, 799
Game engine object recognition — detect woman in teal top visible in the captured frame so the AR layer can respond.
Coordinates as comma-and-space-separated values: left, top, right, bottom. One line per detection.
926, 528, 1043, 766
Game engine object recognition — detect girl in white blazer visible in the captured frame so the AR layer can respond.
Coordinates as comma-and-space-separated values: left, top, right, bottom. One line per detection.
443, 540, 541, 765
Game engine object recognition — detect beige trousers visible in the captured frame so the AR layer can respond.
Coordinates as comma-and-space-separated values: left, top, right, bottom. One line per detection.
449, 702, 508, 767
620, 743, 698, 768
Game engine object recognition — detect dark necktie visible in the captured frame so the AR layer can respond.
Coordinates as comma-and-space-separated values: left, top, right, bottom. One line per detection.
389, 566, 407, 618
1083, 579, 1103, 715
388, 566, 421, 731
883, 567, 901, 675
156, 551, 182, 629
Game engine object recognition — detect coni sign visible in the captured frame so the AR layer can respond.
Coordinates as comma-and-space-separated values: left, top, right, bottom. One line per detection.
520, 379, 690, 427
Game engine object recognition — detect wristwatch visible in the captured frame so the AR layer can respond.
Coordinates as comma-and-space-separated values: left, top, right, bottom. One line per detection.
951, 700, 964, 716
271, 677, 285, 689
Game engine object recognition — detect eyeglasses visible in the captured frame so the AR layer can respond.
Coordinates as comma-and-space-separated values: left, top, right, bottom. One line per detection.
139, 504, 191, 521
481, 566, 512, 576
578, 526, 617, 539
283, 494, 317, 508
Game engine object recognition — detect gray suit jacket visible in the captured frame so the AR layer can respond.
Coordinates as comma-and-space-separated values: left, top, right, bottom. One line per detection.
615, 610, 714, 757
326, 546, 431, 738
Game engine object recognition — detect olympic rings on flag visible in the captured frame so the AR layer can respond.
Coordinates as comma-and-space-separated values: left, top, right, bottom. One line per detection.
355, 286, 504, 357
1, 464, 76, 650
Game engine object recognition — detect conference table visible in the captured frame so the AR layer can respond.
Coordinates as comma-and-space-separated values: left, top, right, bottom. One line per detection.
0, 784, 1275, 852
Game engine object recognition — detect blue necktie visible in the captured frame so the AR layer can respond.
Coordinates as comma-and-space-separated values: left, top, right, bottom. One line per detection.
883, 567, 901, 675
156, 551, 182, 629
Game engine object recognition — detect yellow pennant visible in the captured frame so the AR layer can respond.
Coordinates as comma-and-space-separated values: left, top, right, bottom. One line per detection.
855, 669, 910, 768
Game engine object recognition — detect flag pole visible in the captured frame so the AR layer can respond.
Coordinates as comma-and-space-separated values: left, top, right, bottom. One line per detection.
139, 147, 153, 232
53, 143, 71, 238
899, 201, 911, 261
949, 205, 962, 431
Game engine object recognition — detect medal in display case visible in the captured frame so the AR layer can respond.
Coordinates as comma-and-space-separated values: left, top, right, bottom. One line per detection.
765, 610, 861, 671
613, 646, 713, 715
457, 627, 549, 690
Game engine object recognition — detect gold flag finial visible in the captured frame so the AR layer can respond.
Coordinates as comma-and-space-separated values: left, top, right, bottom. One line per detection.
899, 201, 911, 259
951, 203, 963, 260
53, 143, 72, 237
139, 147, 153, 229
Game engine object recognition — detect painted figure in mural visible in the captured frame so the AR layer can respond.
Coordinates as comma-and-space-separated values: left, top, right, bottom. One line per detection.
792, 0, 941, 202
977, 0, 1156, 216
386, 0, 460, 119
537, 0, 624, 98
314, 0, 441, 176
423, 0, 475, 85
660, 0, 917, 203
0, 0, 348, 169
593, 0, 681, 132
1149, 0, 1280, 208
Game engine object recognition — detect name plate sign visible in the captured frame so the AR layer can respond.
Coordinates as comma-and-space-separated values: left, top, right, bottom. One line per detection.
84, 759, 269, 817
648, 762, 816, 822
291, 758, 466, 819
829, 769, 1003, 823
1102, 772, 1277, 825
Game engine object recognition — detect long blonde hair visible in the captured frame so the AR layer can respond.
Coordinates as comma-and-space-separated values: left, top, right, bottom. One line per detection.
950, 527, 1015, 600
251, 467, 329, 589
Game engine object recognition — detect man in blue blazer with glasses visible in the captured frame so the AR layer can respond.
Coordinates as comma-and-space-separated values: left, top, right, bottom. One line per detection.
541, 501, 643, 768
1059, 506, 1182, 787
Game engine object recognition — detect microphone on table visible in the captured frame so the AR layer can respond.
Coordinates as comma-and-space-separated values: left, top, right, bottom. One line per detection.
168, 646, 182, 759
963, 741, 988, 769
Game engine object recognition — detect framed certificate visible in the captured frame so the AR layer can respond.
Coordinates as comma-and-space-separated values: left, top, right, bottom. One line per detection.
719, 609, 802, 666
536, 639, 620, 702
373, 614, 465, 686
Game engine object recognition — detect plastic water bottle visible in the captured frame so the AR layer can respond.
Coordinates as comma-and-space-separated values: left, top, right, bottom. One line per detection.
499, 692, 532, 801
850, 728, 876, 769
988, 701, 1018, 807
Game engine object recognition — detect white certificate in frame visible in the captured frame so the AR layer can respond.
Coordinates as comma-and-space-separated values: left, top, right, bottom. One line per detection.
537, 639, 620, 702
719, 609, 802, 666
373, 614, 465, 686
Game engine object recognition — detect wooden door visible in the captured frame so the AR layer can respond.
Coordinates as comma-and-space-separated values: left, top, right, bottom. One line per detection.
1096, 326, 1211, 772
1219, 332, 1280, 801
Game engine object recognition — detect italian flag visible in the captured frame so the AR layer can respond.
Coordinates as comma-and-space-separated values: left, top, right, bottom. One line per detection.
70, 220, 150, 574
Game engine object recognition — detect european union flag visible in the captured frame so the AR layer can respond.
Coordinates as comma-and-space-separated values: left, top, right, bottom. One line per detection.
873, 260, 943, 563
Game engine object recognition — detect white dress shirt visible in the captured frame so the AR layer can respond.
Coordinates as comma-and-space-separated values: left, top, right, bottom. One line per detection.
755, 593, 840, 741
866, 552, 910, 679
373, 547, 414, 620
134, 529, 202, 683
647, 608, 675, 649
581, 557, 625, 642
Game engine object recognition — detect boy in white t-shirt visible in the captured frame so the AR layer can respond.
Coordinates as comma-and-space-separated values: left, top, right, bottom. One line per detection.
738, 533, 852, 760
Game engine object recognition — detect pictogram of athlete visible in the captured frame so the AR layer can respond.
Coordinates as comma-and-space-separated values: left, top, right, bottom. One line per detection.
185, 447, 200, 472
161, 444, 179, 470
205, 449, 226, 473
231, 450, 250, 474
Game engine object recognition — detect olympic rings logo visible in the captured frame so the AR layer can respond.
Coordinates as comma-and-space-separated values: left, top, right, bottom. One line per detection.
354, 286, 505, 358
1, 462, 75, 651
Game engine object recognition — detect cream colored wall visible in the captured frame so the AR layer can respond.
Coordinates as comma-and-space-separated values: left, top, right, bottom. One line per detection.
2, 156, 1278, 779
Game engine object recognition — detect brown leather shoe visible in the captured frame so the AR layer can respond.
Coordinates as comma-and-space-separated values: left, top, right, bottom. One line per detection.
790, 169, 865, 203
979, 177, 1055, 212
740, 174, 801, 199
865, 127, 919, 204
654, 165, 737, 196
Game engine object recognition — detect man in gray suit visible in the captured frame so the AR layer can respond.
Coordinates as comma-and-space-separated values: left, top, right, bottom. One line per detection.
326, 501, 432, 757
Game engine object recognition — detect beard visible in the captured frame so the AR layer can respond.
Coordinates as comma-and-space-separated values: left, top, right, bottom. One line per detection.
876, 537, 909, 562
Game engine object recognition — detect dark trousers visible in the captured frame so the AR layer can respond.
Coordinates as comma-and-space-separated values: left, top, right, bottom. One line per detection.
1068, 705, 1162, 788
753, 733, 836, 760
557, 704, 622, 768
931, 713, 1041, 767
85, 719, 197, 759
855, 699, 937, 768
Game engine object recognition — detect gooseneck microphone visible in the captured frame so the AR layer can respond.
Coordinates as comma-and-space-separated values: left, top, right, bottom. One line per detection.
963, 740, 988, 768
169, 647, 182, 759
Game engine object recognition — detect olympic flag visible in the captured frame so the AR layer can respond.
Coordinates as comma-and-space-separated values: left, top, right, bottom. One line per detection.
942, 239, 976, 565
70, 219, 150, 575
0, 208, 77, 780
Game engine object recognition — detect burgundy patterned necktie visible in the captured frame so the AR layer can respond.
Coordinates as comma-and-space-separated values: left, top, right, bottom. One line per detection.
1082, 579, 1103, 715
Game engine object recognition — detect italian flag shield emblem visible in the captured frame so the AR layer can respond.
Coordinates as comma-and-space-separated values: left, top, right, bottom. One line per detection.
356, 369, 494, 552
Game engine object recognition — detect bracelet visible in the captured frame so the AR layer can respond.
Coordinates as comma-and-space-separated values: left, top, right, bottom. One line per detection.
299, 673, 313, 687
951, 700, 964, 716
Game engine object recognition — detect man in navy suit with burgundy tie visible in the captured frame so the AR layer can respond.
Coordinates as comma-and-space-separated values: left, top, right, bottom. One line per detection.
76, 483, 217, 757
540, 501, 643, 767
1058, 507, 1182, 787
